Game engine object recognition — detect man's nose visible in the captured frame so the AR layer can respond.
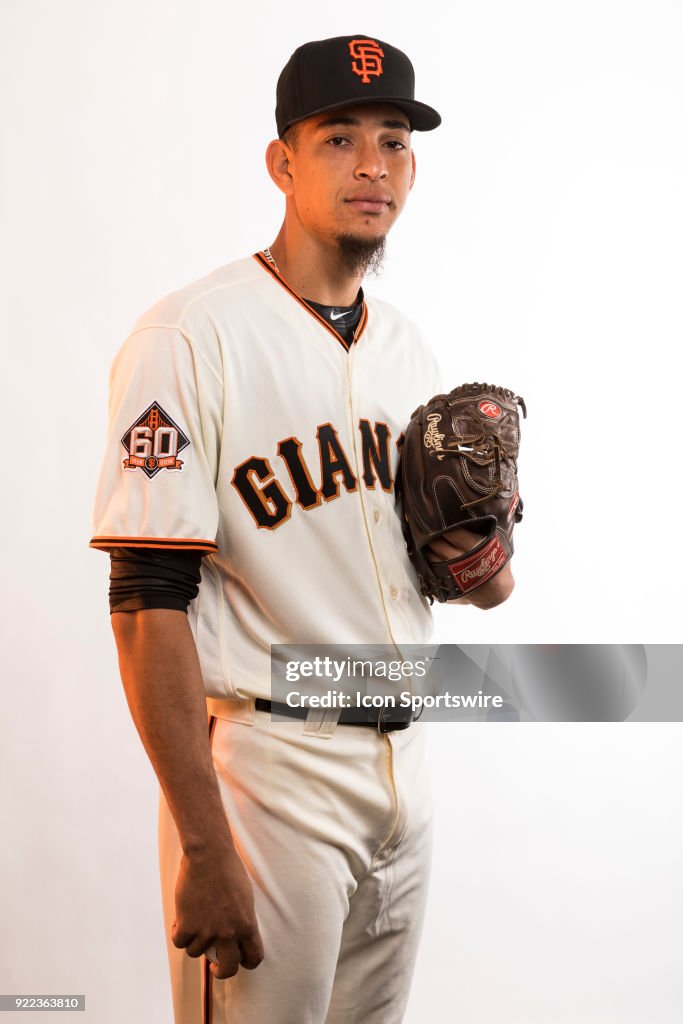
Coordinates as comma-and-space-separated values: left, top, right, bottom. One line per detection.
354, 143, 388, 180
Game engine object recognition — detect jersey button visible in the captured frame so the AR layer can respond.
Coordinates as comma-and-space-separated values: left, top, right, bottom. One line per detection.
373, 510, 381, 524
390, 585, 399, 600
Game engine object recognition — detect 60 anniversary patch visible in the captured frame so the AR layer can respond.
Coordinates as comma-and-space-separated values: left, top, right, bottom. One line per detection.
121, 401, 190, 479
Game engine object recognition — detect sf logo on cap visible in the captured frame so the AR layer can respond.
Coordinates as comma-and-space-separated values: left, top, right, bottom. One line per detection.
348, 39, 385, 84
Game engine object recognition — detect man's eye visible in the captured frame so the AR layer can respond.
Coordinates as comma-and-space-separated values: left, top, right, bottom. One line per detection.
328, 136, 350, 147
385, 140, 407, 150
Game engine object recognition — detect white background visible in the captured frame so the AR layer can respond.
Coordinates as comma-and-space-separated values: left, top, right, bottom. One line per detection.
1, 0, 682, 1021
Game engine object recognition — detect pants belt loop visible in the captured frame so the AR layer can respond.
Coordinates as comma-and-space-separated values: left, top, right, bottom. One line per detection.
302, 707, 342, 738
206, 695, 257, 725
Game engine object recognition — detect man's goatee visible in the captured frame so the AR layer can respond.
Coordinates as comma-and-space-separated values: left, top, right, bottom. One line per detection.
334, 234, 387, 278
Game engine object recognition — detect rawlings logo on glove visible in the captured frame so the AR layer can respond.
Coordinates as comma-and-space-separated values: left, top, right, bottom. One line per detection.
395, 382, 526, 603
423, 413, 446, 454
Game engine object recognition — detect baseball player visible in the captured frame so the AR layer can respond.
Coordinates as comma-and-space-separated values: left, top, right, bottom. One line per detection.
91, 34, 513, 1024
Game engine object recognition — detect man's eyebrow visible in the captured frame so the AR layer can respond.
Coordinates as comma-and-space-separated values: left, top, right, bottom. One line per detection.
315, 115, 411, 132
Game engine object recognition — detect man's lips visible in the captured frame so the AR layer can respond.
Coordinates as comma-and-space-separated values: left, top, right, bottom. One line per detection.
345, 195, 392, 214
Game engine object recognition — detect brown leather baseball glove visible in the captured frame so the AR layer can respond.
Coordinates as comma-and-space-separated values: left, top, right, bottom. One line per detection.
396, 383, 526, 603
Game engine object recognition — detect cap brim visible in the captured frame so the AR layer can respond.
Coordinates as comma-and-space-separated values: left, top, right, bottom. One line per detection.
280, 96, 442, 136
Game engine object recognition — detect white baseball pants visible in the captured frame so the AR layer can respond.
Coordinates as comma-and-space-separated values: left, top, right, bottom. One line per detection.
158, 698, 434, 1024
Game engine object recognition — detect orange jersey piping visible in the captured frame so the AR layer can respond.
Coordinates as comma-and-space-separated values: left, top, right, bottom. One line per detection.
89, 536, 218, 553
253, 251, 369, 351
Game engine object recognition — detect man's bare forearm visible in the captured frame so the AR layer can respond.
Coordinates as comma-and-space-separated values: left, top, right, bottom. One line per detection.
111, 608, 233, 857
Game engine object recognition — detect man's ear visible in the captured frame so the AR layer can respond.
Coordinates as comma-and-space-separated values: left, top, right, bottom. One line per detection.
409, 149, 416, 191
266, 138, 294, 196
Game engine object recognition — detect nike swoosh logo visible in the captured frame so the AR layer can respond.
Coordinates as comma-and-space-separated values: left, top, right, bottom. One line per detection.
330, 310, 352, 320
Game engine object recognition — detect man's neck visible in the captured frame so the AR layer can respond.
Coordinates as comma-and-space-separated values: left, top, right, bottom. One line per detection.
267, 224, 364, 307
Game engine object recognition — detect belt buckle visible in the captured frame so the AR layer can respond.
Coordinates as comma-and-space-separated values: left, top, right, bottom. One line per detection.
377, 706, 414, 734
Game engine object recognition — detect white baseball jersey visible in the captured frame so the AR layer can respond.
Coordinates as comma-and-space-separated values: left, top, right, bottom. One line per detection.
91, 252, 445, 700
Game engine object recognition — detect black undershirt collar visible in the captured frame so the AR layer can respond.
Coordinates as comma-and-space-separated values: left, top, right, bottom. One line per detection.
304, 290, 364, 345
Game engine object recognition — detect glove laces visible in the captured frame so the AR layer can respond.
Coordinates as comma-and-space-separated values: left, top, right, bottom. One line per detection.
431, 433, 516, 509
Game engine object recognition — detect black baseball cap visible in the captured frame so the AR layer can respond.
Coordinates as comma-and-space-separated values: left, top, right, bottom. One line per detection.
275, 34, 441, 137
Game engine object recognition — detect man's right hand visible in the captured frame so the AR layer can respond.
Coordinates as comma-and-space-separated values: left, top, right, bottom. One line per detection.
171, 840, 265, 980
110, 609, 264, 979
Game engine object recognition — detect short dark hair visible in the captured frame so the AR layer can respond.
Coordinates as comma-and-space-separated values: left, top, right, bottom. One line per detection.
281, 122, 301, 150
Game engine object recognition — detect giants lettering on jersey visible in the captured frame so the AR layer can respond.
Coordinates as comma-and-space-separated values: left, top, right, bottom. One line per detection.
231, 419, 393, 529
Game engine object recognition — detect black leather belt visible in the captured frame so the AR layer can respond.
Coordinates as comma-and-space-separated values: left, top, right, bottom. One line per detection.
254, 698, 413, 733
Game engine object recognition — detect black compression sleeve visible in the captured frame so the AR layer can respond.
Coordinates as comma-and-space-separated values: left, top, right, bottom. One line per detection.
108, 547, 204, 614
